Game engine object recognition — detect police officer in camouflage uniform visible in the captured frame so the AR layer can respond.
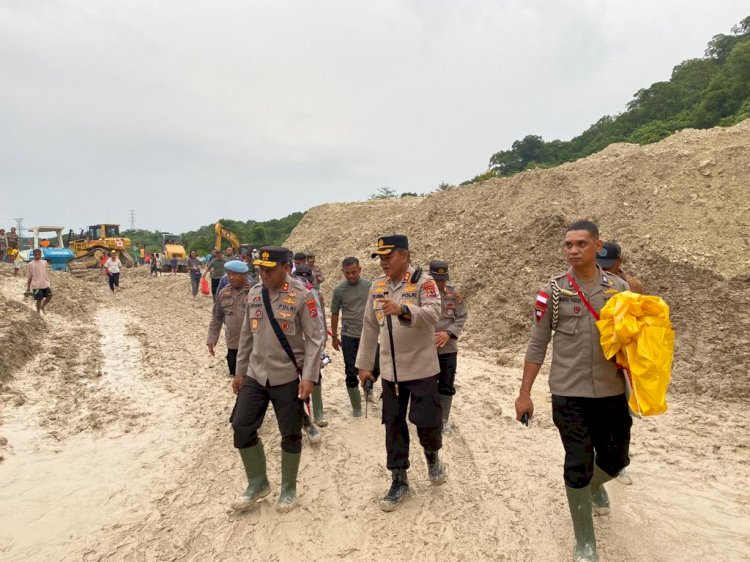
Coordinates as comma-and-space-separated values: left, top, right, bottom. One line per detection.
230, 246, 324, 513
207, 260, 253, 377
429, 261, 468, 434
357, 235, 446, 511
515, 220, 630, 562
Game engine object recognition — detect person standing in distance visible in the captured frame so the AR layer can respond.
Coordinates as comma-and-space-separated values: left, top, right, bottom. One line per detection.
207, 260, 253, 378
515, 220, 630, 562
230, 247, 324, 513
27, 248, 52, 314
429, 261, 468, 434
356, 235, 445, 512
330, 257, 380, 416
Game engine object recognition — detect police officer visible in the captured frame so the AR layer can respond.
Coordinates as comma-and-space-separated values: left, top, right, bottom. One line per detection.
356, 235, 445, 511
429, 261, 468, 434
207, 260, 252, 378
515, 220, 630, 562
294, 264, 328, 428
230, 246, 324, 513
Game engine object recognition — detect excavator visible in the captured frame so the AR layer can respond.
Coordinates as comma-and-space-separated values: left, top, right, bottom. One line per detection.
214, 222, 254, 259
67, 224, 134, 270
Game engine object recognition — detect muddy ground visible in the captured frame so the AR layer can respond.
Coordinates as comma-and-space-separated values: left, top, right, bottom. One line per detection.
0, 266, 748, 561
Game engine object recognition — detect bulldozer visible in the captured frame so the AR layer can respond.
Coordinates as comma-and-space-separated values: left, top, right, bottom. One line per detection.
67, 224, 133, 270
161, 233, 188, 272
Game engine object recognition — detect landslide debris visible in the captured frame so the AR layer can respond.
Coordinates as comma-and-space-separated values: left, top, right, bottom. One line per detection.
285, 120, 750, 400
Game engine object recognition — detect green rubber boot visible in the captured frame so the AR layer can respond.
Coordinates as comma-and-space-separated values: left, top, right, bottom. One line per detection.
346, 386, 362, 418
312, 384, 328, 427
590, 463, 614, 515
277, 450, 301, 513
230, 441, 271, 511
441, 395, 453, 434
566, 486, 598, 562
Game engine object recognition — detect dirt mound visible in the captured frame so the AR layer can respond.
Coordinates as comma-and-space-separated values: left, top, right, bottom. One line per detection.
285, 120, 750, 400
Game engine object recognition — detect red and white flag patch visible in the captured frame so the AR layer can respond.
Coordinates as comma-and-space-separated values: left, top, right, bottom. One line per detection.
306, 298, 318, 318
534, 291, 549, 324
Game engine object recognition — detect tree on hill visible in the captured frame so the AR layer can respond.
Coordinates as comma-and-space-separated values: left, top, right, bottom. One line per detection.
468, 15, 750, 183
125, 212, 305, 256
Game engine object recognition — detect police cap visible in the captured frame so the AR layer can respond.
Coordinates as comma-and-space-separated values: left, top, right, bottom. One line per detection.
371, 234, 409, 259
254, 246, 290, 268
429, 260, 450, 280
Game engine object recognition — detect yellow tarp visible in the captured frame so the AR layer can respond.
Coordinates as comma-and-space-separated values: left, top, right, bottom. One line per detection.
596, 291, 675, 416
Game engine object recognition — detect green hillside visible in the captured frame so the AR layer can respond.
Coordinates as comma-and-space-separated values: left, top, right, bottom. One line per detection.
123, 212, 304, 255
463, 16, 750, 184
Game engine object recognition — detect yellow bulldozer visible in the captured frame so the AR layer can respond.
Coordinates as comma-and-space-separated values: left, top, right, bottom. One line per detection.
161, 233, 188, 272
67, 224, 134, 269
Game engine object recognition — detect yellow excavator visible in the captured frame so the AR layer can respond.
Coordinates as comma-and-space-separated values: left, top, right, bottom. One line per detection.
214, 222, 254, 258
67, 224, 133, 270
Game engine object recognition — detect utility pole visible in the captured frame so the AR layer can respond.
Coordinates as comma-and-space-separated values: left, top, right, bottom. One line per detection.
129, 209, 136, 232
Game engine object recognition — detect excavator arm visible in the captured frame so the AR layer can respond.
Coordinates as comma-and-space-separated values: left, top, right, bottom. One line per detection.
214, 222, 241, 251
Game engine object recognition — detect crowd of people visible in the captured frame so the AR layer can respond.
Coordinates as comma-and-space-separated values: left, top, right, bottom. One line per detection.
198, 220, 645, 562
8, 219, 646, 562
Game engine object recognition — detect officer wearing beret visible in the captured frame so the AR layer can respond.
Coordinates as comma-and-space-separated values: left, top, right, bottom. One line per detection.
230, 246, 324, 513
429, 261, 468, 434
207, 260, 253, 378
356, 235, 446, 511
515, 221, 630, 562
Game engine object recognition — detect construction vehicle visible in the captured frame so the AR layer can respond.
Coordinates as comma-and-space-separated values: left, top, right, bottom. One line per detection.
214, 222, 254, 259
67, 224, 133, 269
161, 233, 188, 272
19, 226, 76, 271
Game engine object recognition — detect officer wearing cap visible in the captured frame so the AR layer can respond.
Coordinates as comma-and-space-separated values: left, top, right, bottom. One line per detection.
597, 241, 645, 295
292, 252, 307, 271
429, 260, 468, 434
356, 234, 446, 511
207, 260, 253, 378
306, 251, 325, 291
230, 246, 324, 513
515, 220, 630, 562
295, 264, 329, 428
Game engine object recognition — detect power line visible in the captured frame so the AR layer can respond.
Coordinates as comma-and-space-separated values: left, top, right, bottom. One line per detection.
13, 217, 24, 238
129, 209, 136, 231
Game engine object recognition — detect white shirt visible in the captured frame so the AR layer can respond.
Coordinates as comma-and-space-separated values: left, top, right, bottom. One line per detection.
106, 258, 122, 274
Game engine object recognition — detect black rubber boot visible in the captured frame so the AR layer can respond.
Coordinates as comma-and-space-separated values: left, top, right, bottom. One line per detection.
276, 450, 301, 513
566, 486, 598, 562
440, 395, 453, 434
590, 463, 614, 515
346, 386, 362, 417
380, 469, 409, 512
231, 441, 271, 511
312, 384, 328, 427
425, 450, 447, 485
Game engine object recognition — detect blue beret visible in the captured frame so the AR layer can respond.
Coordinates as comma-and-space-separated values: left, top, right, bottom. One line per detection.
225, 260, 249, 273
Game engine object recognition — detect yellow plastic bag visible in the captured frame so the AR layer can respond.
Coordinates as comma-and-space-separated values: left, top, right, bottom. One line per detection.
596, 291, 674, 416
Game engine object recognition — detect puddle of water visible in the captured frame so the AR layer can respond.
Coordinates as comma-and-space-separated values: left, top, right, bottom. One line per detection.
0, 309, 179, 562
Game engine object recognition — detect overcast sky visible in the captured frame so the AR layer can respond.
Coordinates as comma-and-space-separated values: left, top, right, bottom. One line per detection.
1, 1, 747, 233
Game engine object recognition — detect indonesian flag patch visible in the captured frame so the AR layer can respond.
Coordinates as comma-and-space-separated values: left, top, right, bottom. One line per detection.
534, 291, 548, 324
306, 298, 318, 318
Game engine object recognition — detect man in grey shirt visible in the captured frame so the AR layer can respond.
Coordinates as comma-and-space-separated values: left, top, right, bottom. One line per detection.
330, 256, 379, 417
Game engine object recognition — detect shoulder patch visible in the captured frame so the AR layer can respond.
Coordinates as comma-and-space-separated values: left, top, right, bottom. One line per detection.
422, 280, 438, 298
306, 296, 318, 318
